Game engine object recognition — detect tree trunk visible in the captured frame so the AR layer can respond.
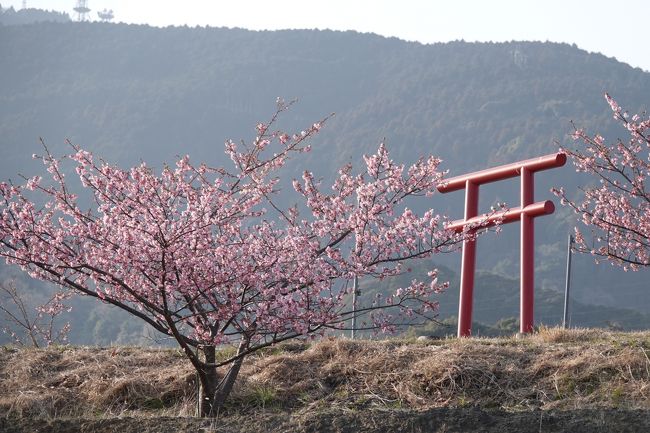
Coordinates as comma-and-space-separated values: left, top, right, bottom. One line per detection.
197, 337, 249, 417
212, 341, 246, 410
198, 345, 218, 417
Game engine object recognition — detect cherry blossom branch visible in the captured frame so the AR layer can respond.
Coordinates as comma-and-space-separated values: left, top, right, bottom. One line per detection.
0, 280, 70, 347
554, 93, 650, 270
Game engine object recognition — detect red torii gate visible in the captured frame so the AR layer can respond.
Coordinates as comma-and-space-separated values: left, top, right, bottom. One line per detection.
437, 153, 566, 337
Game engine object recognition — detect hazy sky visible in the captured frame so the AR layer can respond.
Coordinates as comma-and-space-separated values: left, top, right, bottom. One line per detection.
5, 1, 650, 72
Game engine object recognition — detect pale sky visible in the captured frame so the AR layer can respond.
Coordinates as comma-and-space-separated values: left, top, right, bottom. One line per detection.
5, 0, 650, 72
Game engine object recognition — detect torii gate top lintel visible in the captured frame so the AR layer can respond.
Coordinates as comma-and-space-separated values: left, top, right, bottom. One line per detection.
436, 152, 566, 337
437, 152, 567, 193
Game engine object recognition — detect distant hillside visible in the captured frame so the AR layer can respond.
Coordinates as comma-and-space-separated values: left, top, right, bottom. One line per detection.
3, 23, 649, 173
3, 256, 649, 346
1, 22, 650, 344
0, 6, 69, 25
358, 261, 650, 338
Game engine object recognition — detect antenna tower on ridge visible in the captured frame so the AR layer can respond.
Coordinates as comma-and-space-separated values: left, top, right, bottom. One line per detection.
73, 0, 90, 21
22, 0, 27, 9
97, 8, 114, 22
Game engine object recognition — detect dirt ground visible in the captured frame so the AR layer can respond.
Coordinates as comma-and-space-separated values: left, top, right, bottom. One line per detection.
3, 408, 650, 433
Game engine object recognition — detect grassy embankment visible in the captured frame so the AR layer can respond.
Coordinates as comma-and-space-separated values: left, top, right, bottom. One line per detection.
2, 327, 650, 421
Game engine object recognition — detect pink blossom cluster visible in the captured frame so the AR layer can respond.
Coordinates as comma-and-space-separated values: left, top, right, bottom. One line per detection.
0, 101, 461, 358
553, 93, 650, 270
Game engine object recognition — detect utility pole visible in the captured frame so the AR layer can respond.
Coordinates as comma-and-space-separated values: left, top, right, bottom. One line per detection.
563, 234, 574, 328
351, 276, 358, 339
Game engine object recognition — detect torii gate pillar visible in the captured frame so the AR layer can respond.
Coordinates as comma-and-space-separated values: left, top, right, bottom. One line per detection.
437, 153, 566, 337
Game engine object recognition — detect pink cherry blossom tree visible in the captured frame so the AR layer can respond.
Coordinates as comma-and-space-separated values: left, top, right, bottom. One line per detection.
554, 93, 650, 270
0, 101, 463, 416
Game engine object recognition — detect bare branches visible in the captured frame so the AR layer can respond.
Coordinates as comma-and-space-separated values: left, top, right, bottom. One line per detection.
0, 280, 70, 347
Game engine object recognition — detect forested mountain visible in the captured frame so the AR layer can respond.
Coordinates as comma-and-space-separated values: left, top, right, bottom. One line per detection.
0, 6, 69, 25
1, 21, 650, 344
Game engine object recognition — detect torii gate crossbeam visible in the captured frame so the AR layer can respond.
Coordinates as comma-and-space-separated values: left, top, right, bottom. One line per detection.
437, 152, 566, 337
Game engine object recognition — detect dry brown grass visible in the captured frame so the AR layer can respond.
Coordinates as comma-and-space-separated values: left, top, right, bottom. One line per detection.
531, 325, 610, 344
2, 328, 650, 420
0, 346, 196, 418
